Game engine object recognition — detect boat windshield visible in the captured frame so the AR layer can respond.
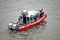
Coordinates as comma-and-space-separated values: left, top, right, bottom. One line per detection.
18, 15, 23, 22
19, 16, 22, 19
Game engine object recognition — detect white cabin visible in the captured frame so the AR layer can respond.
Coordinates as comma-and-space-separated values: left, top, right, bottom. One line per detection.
18, 10, 42, 24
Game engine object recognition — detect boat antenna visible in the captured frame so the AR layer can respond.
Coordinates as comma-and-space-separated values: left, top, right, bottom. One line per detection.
39, 8, 43, 13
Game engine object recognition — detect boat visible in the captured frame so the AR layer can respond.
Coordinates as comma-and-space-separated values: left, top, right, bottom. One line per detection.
8, 8, 47, 32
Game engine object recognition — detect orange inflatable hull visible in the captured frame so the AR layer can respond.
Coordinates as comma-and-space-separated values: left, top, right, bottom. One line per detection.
18, 12, 47, 32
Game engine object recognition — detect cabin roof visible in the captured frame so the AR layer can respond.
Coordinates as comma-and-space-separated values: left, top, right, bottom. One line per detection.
27, 10, 38, 17
20, 10, 39, 17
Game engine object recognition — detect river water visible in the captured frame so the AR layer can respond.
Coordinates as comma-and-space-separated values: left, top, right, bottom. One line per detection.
0, 0, 60, 40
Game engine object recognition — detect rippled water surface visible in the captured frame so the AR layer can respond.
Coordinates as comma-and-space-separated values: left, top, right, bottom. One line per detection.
0, 0, 60, 40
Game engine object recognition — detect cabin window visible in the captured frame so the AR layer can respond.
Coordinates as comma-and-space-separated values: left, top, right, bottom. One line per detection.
18, 15, 23, 22
30, 17, 32, 20
32, 17, 35, 21
19, 16, 22, 19
27, 17, 29, 21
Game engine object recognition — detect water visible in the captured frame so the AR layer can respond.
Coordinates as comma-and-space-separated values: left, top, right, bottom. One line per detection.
0, 0, 60, 40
